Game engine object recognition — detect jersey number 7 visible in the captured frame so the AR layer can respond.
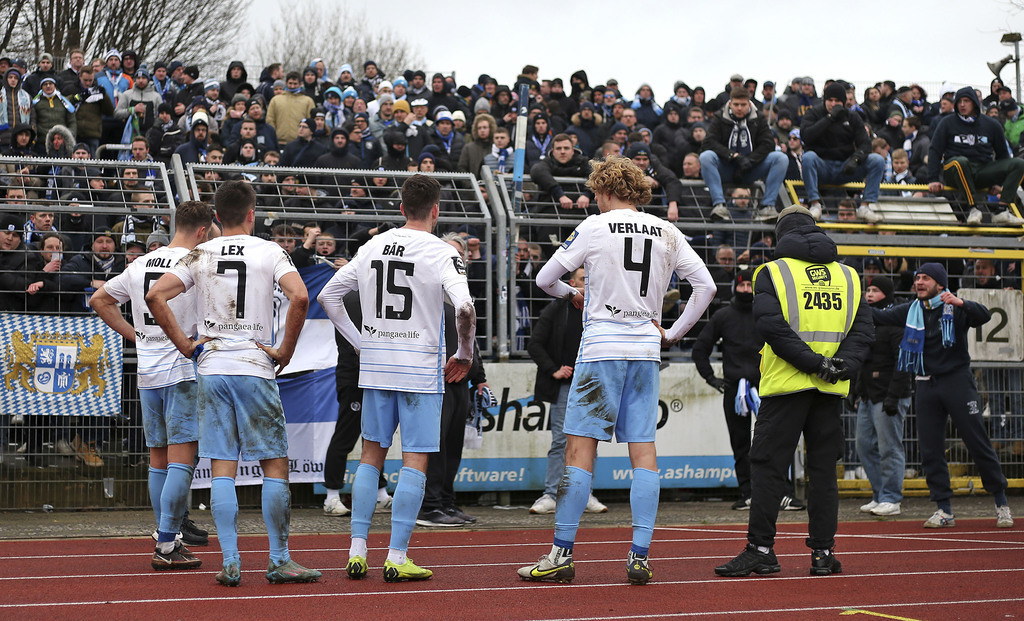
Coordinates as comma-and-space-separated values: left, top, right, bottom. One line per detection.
217, 261, 247, 319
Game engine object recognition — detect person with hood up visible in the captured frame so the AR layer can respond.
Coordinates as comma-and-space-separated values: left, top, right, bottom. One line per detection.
323, 86, 347, 130
378, 128, 411, 171
800, 81, 886, 224
525, 112, 553, 167
115, 67, 163, 134
701, 86, 788, 222
280, 117, 328, 168
715, 204, 873, 578
568, 102, 603, 158
870, 262, 1013, 529
631, 84, 662, 129
1, 67, 35, 146
220, 61, 248, 103
457, 112, 495, 176
854, 275, 912, 518
302, 66, 327, 104
926, 86, 1024, 226
44, 124, 75, 159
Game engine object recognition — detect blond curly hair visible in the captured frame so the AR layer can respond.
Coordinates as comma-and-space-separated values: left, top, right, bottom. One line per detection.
585, 155, 653, 206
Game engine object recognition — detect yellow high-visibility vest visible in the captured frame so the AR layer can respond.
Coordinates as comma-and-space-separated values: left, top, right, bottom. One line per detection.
755, 258, 861, 397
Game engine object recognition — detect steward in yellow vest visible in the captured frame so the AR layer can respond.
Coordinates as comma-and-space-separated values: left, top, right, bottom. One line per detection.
715, 204, 873, 579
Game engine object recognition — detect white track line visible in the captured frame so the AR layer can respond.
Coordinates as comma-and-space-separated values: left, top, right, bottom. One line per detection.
2, 573, 1024, 610
1, 545, 1020, 582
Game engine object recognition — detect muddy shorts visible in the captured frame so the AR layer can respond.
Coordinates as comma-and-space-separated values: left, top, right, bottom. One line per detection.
563, 360, 660, 443
197, 374, 288, 461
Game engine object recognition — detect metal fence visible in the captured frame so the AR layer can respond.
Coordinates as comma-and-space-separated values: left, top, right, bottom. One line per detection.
3, 153, 1024, 510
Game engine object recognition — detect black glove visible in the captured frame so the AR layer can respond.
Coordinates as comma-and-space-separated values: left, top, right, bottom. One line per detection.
840, 156, 860, 176
817, 357, 842, 384
832, 357, 850, 381
707, 376, 729, 393
734, 155, 753, 176
883, 396, 900, 416
829, 105, 849, 122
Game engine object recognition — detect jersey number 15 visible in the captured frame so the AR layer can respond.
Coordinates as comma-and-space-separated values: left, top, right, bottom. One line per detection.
370, 260, 414, 320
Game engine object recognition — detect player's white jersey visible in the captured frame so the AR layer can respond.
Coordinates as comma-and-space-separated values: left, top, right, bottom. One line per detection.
320, 227, 471, 393
551, 209, 706, 362
170, 234, 297, 379
105, 246, 197, 389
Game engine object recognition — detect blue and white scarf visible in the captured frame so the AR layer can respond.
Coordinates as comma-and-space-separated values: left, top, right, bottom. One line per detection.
0, 86, 33, 131
492, 145, 511, 173
33, 90, 77, 114
734, 378, 760, 417
897, 294, 955, 374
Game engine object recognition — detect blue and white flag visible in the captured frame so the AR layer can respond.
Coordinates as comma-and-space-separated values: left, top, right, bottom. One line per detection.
271, 263, 338, 373
0, 314, 122, 416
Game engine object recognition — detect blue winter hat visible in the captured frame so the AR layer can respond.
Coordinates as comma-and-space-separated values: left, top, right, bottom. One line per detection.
626, 142, 651, 159
418, 150, 435, 162
915, 262, 948, 289
338, 63, 353, 75
393, 77, 407, 88
341, 86, 357, 100
325, 86, 343, 100
608, 121, 628, 135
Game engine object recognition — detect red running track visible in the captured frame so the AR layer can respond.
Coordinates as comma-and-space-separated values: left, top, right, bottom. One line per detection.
0, 519, 1021, 620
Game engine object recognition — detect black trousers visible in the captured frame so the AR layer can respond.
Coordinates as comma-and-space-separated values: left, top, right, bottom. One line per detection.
422, 382, 471, 512
916, 371, 1007, 503
748, 390, 843, 550
323, 384, 386, 491
723, 383, 753, 499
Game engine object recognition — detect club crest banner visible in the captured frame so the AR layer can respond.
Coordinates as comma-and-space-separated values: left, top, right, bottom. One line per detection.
0, 313, 123, 416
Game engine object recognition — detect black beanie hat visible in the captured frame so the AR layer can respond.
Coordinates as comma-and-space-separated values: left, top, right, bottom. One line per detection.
823, 81, 847, 102
866, 275, 894, 302
915, 262, 948, 289
735, 269, 754, 286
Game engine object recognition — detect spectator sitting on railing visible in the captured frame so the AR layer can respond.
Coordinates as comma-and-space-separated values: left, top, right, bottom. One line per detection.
800, 81, 885, 224
926, 87, 1024, 226
627, 142, 681, 222
700, 86, 788, 223
114, 67, 161, 135
784, 129, 804, 180
530, 134, 593, 213
58, 229, 124, 313
280, 118, 328, 167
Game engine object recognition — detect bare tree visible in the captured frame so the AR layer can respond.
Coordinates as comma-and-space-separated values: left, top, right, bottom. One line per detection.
2, 0, 250, 68
251, 2, 423, 82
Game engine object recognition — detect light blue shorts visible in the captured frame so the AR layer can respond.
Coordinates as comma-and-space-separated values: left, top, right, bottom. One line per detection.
197, 374, 288, 461
139, 381, 199, 447
564, 360, 660, 443
361, 389, 443, 453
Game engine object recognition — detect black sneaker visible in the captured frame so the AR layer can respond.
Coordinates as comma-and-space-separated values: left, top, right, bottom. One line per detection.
151, 542, 202, 571
810, 549, 842, 575
415, 509, 466, 527
445, 506, 477, 523
715, 544, 781, 577
180, 512, 209, 547
780, 496, 805, 511
731, 498, 751, 511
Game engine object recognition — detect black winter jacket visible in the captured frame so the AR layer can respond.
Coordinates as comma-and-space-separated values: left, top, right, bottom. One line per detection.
527, 298, 583, 403
800, 103, 871, 162
856, 303, 912, 402
702, 106, 775, 165
926, 87, 1011, 182
691, 297, 762, 384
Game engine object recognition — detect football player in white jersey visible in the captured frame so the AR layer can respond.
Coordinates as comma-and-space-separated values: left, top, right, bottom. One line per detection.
318, 174, 476, 583
91, 201, 213, 572
146, 180, 320, 587
518, 155, 716, 585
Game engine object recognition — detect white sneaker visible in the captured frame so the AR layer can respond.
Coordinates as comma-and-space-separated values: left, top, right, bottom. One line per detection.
966, 207, 984, 225
859, 500, 879, 513
529, 494, 556, 514
11, 414, 24, 426
855, 466, 868, 480
376, 491, 393, 513
843, 470, 856, 480
871, 501, 902, 516
324, 496, 351, 517
857, 203, 883, 223
756, 206, 780, 221
56, 439, 75, 455
904, 468, 918, 479
807, 203, 823, 221
992, 210, 1024, 226
585, 494, 608, 513
997, 505, 1014, 528
710, 204, 732, 221
923, 509, 956, 528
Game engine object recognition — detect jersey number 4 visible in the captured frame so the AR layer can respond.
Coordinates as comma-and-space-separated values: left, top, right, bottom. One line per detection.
624, 238, 652, 296
370, 260, 414, 320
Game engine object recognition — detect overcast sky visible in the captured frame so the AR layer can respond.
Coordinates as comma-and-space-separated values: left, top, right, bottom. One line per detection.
248, 0, 1024, 99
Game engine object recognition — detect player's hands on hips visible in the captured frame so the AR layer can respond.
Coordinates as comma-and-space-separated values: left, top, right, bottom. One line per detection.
444, 356, 472, 383
939, 290, 963, 307
186, 337, 212, 362
570, 290, 584, 310
652, 320, 675, 347
256, 341, 293, 376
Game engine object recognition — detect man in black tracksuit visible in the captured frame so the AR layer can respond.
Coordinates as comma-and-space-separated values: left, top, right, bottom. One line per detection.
926, 87, 1024, 226
716, 205, 873, 578
692, 269, 762, 508
871, 263, 1013, 528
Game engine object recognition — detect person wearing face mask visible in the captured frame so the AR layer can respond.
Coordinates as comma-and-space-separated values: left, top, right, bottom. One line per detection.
854, 275, 912, 518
